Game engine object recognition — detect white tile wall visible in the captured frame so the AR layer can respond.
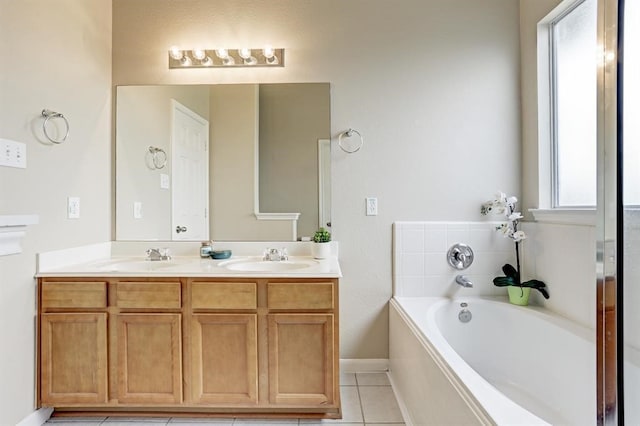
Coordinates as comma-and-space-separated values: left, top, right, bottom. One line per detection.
520, 222, 596, 329
393, 221, 600, 329
393, 222, 515, 297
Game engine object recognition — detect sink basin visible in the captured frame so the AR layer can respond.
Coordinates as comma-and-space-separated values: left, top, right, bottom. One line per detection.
89, 258, 194, 272
219, 258, 319, 272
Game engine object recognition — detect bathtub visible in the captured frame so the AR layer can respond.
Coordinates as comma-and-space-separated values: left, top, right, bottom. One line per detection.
389, 297, 596, 425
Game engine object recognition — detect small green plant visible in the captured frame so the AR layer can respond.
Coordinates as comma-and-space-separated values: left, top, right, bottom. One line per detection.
313, 228, 331, 243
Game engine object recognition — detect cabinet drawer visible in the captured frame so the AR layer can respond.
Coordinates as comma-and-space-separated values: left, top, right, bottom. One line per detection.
267, 282, 334, 310
116, 282, 181, 309
192, 282, 257, 310
41, 282, 107, 309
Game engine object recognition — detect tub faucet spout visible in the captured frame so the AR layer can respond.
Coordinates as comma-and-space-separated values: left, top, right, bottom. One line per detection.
455, 275, 473, 288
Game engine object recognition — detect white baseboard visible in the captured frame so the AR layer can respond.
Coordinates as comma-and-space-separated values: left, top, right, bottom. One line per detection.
16, 407, 53, 426
340, 358, 389, 373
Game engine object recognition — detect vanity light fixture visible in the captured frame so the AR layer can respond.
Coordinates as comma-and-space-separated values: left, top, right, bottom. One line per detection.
168, 46, 284, 68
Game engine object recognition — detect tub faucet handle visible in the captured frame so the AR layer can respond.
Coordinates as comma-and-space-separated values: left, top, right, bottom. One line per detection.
447, 243, 474, 270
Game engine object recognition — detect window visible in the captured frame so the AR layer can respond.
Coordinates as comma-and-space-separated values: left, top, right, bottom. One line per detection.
549, 0, 598, 207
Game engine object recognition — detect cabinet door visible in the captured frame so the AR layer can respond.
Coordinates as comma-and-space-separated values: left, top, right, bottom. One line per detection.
117, 313, 182, 404
191, 314, 258, 405
40, 313, 108, 405
268, 314, 335, 406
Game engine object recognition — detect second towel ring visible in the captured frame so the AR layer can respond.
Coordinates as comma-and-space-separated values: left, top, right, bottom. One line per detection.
338, 128, 364, 153
148, 146, 167, 169
42, 109, 69, 144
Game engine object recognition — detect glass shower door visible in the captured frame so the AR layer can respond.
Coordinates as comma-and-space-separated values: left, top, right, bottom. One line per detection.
623, 0, 639, 424
599, 0, 640, 424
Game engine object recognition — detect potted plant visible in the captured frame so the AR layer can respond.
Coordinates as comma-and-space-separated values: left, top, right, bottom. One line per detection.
312, 227, 332, 259
481, 192, 550, 305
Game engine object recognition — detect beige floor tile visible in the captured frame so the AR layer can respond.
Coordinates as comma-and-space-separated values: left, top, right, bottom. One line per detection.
359, 387, 403, 424
103, 418, 169, 425
169, 419, 233, 426
45, 423, 103, 426
355, 373, 390, 386
300, 387, 363, 424
340, 372, 357, 386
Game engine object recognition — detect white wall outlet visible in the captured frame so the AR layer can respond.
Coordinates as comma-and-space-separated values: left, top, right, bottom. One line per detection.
134, 201, 143, 219
67, 197, 80, 219
366, 197, 378, 216
0, 138, 27, 169
160, 173, 170, 189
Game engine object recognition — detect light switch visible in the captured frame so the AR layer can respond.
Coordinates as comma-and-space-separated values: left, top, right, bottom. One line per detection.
366, 197, 378, 216
134, 202, 143, 219
67, 197, 80, 219
0, 138, 27, 169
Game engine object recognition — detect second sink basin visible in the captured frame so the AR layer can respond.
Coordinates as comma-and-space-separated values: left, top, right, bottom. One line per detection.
219, 258, 319, 272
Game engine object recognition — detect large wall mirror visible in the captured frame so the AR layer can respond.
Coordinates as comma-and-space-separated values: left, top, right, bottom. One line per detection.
115, 83, 331, 242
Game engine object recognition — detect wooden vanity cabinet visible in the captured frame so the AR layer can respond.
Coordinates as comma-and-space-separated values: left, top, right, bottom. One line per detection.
39, 282, 109, 405
37, 276, 340, 418
115, 281, 183, 405
267, 282, 337, 407
189, 281, 259, 405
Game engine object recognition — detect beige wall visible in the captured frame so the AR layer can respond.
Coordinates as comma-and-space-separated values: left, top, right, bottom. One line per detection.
113, 0, 522, 359
0, 0, 112, 424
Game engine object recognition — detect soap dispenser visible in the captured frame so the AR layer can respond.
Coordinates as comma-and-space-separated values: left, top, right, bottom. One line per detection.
200, 241, 213, 258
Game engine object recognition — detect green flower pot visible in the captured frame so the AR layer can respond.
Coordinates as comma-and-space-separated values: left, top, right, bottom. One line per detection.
507, 286, 531, 306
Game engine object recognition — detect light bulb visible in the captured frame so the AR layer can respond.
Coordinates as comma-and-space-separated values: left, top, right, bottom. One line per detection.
180, 56, 192, 66
243, 56, 258, 66
169, 46, 184, 60
201, 56, 213, 66
192, 48, 206, 60
222, 56, 235, 66
265, 55, 279, 65
215, 48, 229, 59
238, 48, 252, 59
263, 45, 275, 58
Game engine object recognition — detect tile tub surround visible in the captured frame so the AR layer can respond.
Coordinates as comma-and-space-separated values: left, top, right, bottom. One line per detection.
44, 373, 405, 426
393, 222, 516, 297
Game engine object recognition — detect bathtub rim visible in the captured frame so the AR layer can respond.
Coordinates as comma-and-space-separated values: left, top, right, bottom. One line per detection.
390, 296, 564, 426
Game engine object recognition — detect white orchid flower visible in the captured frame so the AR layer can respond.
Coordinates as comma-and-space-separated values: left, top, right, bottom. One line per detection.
506, 196, 518, 206
512, 231, 527, 242
508, 212, 523, 222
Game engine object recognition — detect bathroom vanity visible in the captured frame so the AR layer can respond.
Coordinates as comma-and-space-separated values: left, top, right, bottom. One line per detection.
36, 251, 341, 419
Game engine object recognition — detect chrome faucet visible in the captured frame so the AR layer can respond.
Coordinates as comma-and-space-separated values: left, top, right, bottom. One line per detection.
146, 248, 171, 261
263, 248, 288, 261
455, 275, 473, 288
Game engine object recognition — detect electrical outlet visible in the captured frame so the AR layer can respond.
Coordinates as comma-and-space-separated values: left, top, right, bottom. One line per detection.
0, 138, 27, 169
134, 202, 143, 219
366, 197, 378, 216
67, 197, 80, 219
160, 173, 170, 189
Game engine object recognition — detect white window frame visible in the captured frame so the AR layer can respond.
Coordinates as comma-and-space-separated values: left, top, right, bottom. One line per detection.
532, 0, 597, 226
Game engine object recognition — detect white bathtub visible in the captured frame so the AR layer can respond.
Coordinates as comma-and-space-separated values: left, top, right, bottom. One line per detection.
389, 297, 596, 425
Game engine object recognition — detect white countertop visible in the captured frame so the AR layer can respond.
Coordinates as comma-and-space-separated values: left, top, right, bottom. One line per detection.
36, 255, 342, 278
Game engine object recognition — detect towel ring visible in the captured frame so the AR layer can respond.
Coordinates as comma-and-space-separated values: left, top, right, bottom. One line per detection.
338, 128, 363, 153
42, 109, 69, 144
148, 146, 167, 169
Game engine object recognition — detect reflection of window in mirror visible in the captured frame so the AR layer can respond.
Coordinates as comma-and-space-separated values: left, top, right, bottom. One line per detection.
258, 83, 331, 239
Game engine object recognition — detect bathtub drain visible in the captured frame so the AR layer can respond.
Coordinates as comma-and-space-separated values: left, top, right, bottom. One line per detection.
458, 302, 472, 323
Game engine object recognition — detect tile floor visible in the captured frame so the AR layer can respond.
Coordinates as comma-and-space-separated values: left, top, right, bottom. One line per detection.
45, 372, 405, 426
